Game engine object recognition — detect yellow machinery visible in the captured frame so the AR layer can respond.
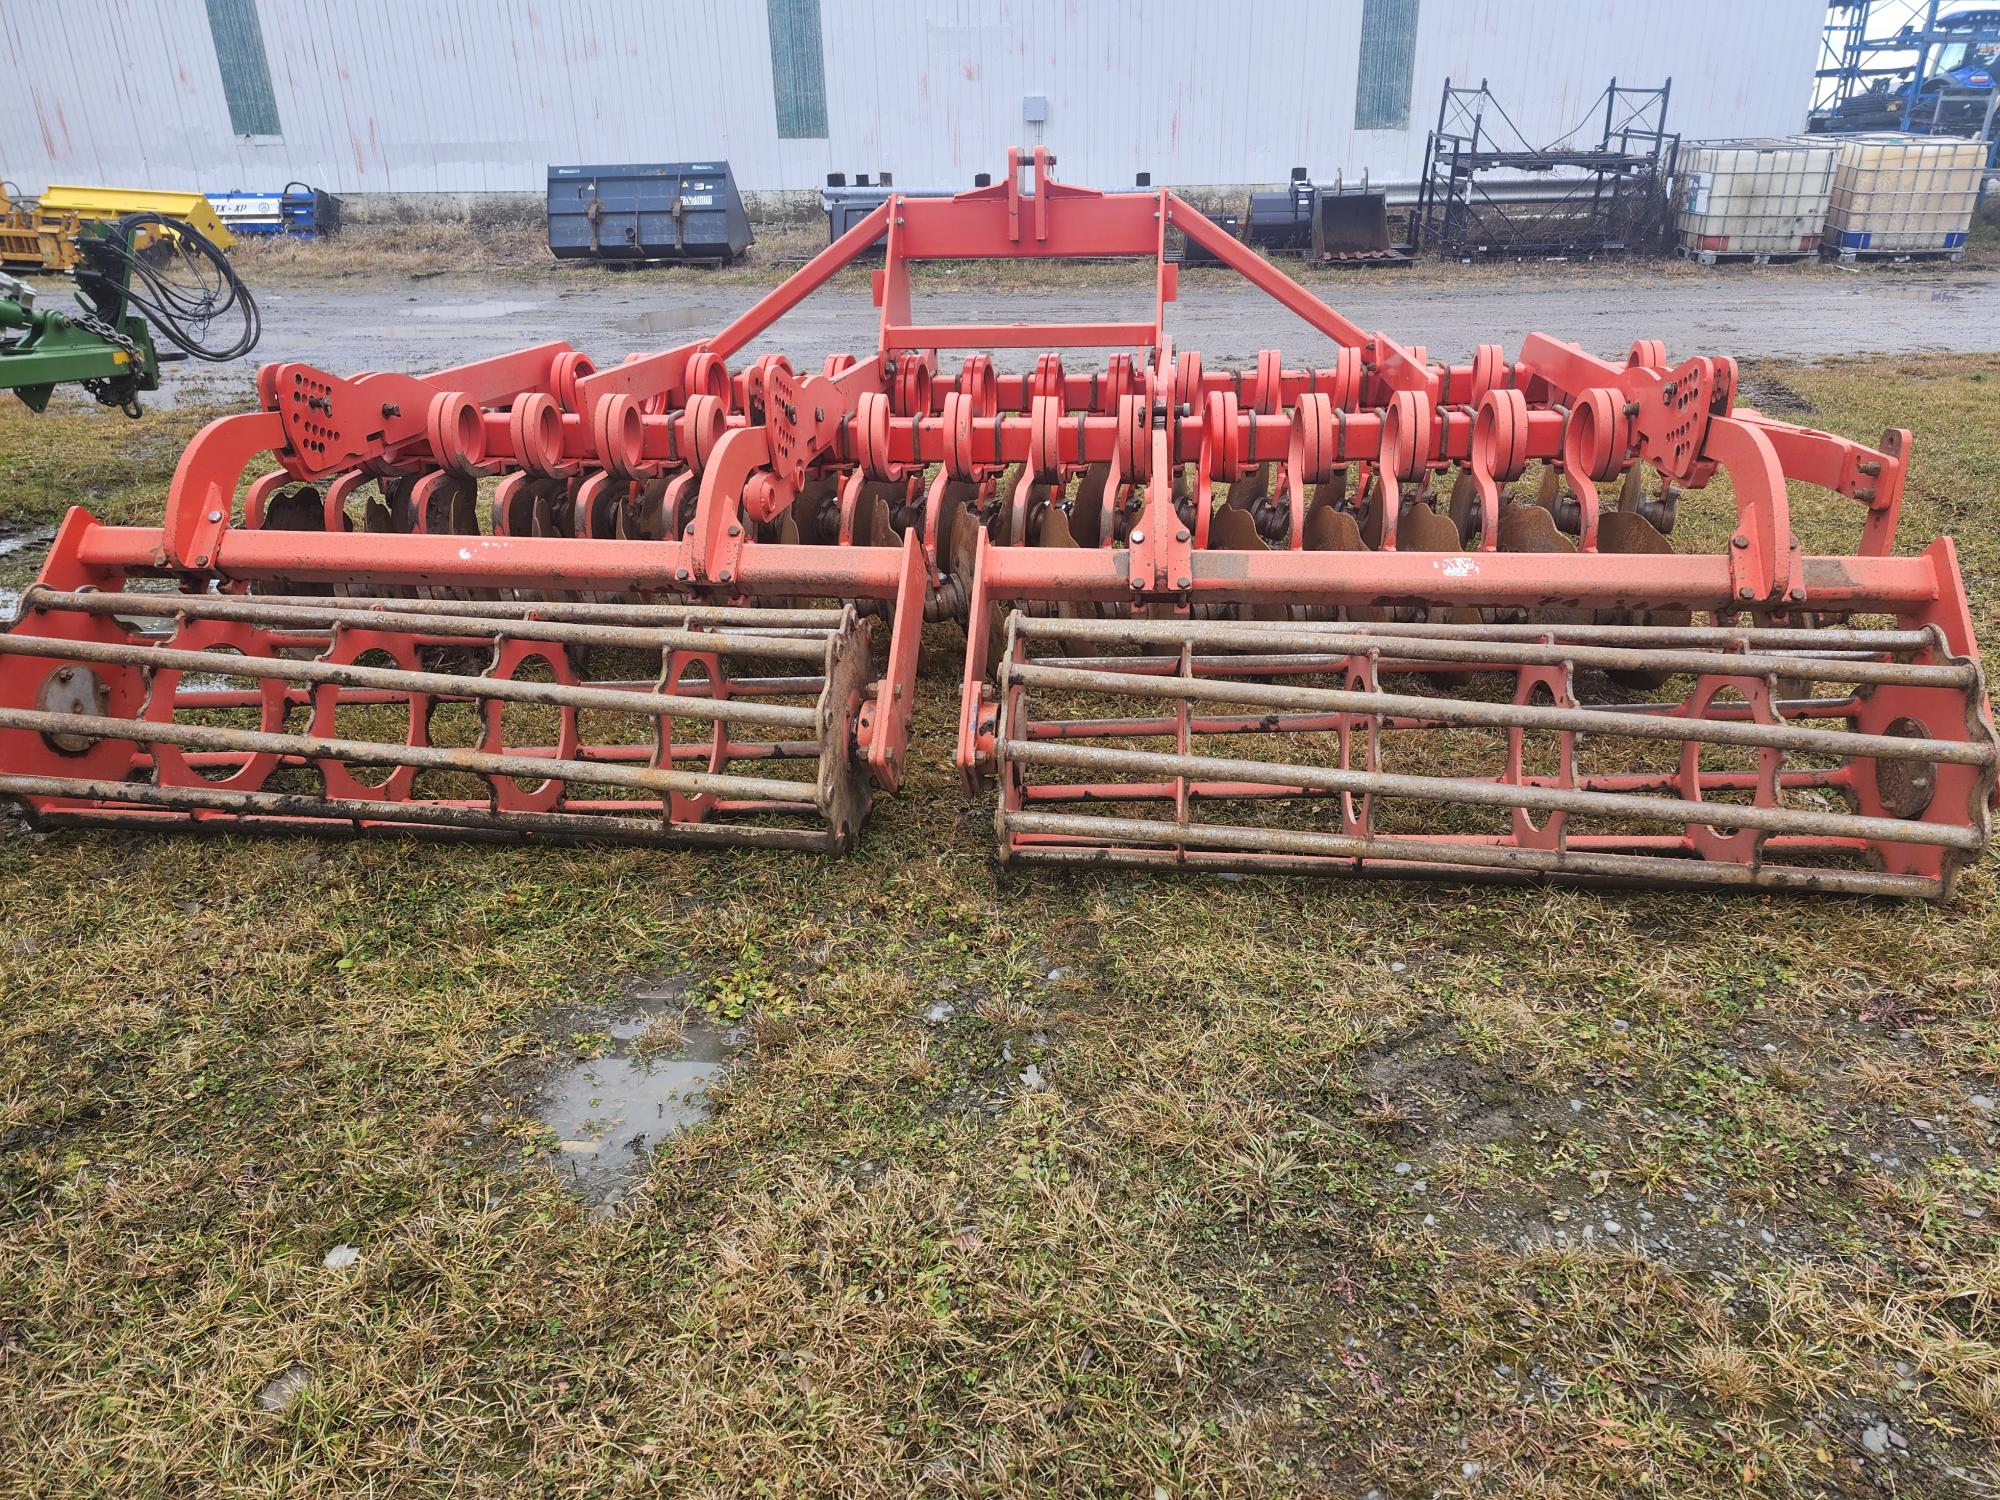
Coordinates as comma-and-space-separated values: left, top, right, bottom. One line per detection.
37, 187, 234, 248
0, 184, 78, 271
1, 183, 233, 272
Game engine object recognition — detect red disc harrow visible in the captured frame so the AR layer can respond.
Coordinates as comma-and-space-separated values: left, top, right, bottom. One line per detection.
1, 148, 1993, 896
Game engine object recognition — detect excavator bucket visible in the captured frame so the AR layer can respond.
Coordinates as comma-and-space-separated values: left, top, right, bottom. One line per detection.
1, 147, 1993, 894
1311, 188, 1397, 262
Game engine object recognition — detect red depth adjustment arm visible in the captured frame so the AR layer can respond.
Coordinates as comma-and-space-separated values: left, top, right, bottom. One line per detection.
164, 344, 577, 570
1520, 332, 1911, 604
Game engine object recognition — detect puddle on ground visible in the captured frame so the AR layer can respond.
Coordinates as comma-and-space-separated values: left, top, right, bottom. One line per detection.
404, 298, 545, 321
0, 525, 56, 620
1843, 279, 1970, 303
532, 993, 738, 1211
618, 304, 725, 337
0, 527, 51, 560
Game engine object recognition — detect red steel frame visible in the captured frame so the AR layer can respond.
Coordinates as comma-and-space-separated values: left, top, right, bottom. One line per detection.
0, 147, 1992, 888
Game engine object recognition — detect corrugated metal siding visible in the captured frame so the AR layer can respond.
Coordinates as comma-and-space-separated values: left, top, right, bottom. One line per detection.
0, 0, 1826, 195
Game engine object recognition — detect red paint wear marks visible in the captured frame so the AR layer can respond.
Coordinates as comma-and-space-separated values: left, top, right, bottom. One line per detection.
30, 87, 56, 158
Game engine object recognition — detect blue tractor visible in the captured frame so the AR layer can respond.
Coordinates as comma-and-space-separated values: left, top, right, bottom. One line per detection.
1820, 6, 1999, 132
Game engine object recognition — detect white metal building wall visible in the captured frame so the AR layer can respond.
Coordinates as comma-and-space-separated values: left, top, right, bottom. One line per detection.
0, 0, 1826, 196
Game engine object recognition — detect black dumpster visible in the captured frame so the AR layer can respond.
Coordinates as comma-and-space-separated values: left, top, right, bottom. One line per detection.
547, 162, 752, 265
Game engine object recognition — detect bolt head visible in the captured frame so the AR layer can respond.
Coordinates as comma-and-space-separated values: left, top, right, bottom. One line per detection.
727, 523, 742, 537
1130, 529, 1145, 544
1176, 528, 1190, 543
1738, 587, 1756, 600
207, 510, 223, 523
1176, 576, 1191, 589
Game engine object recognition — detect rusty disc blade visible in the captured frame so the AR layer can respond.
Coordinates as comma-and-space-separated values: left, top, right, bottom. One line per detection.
1596, 510, 1690, 688
1301, 501, 1384, 624
1070, 463, 1110, 548
1446, 468, 1481, 547
1210, 506, 1288, 621
1396, 503, 1480, 679
1497, 503, 1591, 630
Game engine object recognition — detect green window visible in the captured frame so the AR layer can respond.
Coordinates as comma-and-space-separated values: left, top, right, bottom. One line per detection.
767, 0, 830, 140
1355, 0, 1419, 131
203, 0, 281, 138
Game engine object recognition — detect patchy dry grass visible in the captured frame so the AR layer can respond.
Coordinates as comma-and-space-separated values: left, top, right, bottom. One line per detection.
221, 193, 2000, 296
1, 355, 1999, 1496
230, 218, 833, 291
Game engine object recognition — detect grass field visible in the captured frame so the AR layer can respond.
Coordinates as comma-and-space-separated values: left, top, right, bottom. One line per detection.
1, 354, 1998, 1497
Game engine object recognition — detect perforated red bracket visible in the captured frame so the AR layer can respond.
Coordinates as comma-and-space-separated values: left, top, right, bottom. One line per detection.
1622, 356, 1720, 483
764, 364, 848, 486
261, 363, 431, 479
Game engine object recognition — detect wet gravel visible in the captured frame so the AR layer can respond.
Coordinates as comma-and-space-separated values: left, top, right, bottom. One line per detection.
155, 263, 2000, 406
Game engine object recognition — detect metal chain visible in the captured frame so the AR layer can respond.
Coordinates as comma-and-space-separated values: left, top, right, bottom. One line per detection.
61, 303, 147, 416
65, 305, 142, 361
